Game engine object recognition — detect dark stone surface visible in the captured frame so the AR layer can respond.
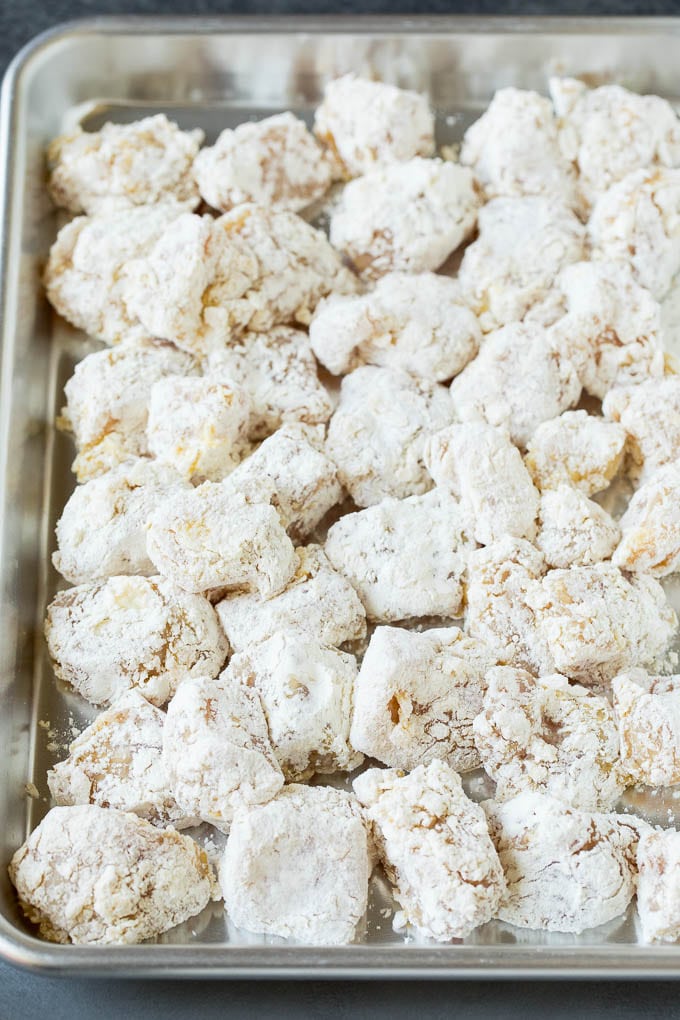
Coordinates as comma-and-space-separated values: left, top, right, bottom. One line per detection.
2, 0, 680, 1014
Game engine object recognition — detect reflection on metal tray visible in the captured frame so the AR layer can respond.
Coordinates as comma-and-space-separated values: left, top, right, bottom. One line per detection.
3, 15, 680, 978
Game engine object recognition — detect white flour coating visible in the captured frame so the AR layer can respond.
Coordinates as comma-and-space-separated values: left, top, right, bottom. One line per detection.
449, 322, 582, 448
535, 486, 621, 568
329, 158, 479, 280
162, 673, 283, 832
424, 422, 539, 544
61, 340, 196, 482
473, 667, 626, 811
460, 87, 577, 204
326, 365, 455, 507
309, 272, 481, 382
313, 74, 435, 177
550, 77, 680, 210
44, 574, 228, 708
637, 829, 680, 942
44, 202, 184, 345
354, 761, 505, 942
527, 562, 678, 686
604, 378, 680, 483
48, 689, 193, 828
525, 409, 627, 496
350, 626, 498, 773
123, 204, 357, 356
215, 544, 366, 651
47, 115, 203, 214
9, 805, 216, 945
613, 460, 680, 576
324, 489, 475, 622
220, 784, 370, 945
53, 458, 189, 584
465, 537, 547, 674
457, 196, 585, 333
146, 375, 250, 482
548, 261, 665, 398
193, 112, 333, 213
588, 168, 680, 300
484, 791, 648, 933
207, 327, 333, 439
146, 483, 297, 596
221, 424, 342, 542
612, 668, 680, 787
227, 630, 361, 781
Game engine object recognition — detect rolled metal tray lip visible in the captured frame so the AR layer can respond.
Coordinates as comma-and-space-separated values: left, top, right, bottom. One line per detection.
4, 13, 680, 979
6, 917, 680, 980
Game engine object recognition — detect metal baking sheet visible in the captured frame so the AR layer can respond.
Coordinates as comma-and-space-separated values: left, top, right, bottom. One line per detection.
3, 15, 680, 978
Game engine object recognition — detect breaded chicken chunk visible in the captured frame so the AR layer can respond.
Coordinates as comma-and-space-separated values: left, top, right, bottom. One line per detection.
47, 114, 203, 214
9, 805, 216, 944
330, 158, 478, 280
350, 626, 497, 772
194, 112, 333, 213
45, 574, 228, 707
325, 489, 474, 622
313, 74, 435, 177
354, 761, 505, 941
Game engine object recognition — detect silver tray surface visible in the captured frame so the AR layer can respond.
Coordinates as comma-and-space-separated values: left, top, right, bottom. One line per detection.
3, 15, 680, 978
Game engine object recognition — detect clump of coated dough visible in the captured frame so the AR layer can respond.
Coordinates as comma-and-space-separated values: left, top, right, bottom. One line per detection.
473, 667, 626, 811
588, 167, 680, 299
527, 562, 678, 686
61, 340, 196, 482
460, 87, 577, 204
457, 196, 585, 333
329, 158, 479, 280
9, 805, 216, 944
424, 422, 539, 544
194, 112, 333, 213
613, 460, 680, 576
123, 204, 357, 356
215, 544, 366, 651
350, 626, 498, 772
326, 365, 455, 507
146, 484, 297, 596
612, 668, 680, 787
222, 424, 342, 542
227, 630, 361, 781
162, 673, 284, 832
525, 409, 627, 496
547, 261, 665, 398
208, 327, 333, 439
354, 761, 506, 941
484, 791, 648, 933
603, 377, 680, 483
449, 322, 582, 448
44, 202, 184, 346
48, 689, 193, 827
309, 272, 481, 381
465, 537, 547, 674
313, 74, 435, 177
535, 486, 620, 568
550, 77, 680, 209
637, 829, 680, 942
53, 458, 190, 584
45, 574, 228, 707
220, 784, 370, 944
324, 489, 475, 622
47, 115, 203, 214
147, 375, 251, 482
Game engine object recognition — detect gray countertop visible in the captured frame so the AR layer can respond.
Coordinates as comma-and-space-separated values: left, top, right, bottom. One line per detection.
2, 1, 680, 1014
